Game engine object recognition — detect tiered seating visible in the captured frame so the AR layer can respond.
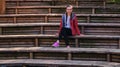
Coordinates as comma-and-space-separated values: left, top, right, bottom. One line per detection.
6, 0, 106, 6
0, 14, 120, 23
0, 0, 120, 67
0, 47, 120, 61
0, 59, 120, 67
6, 6, 120, 14
0, 47, 120, 67
6, 0, 120, 14
0, 23, 120, 35
0, 34, 120, 48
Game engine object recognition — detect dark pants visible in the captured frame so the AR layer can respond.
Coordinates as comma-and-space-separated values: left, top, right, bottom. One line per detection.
58, 27, 72, 46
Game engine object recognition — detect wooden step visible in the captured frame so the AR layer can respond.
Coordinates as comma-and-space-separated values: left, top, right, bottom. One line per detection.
0, 47, 120, 62
0, 34, 119, 48
6, 0, 106, 7
0, 23, 120, 36
0, 59, 120, 67
6, 6, 120, 14
0, 14, 119, 23
0, 14, 120, 17
6, 0, 120, 8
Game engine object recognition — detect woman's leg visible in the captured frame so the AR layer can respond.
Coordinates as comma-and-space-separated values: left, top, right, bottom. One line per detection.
63, 28, 72, 47
52, 28, 72, 48
63, 33, 69, 46
52, 28, 64, 47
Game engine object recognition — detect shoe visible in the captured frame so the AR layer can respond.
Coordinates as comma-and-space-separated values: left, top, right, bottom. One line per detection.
67, 46, 70, 48
52, 42, 59, 47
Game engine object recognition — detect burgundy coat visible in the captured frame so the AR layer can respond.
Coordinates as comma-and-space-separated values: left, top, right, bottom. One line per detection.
58, 14, 80, 36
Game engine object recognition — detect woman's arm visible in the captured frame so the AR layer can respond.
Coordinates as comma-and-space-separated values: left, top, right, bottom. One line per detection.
74, 16, 80, 35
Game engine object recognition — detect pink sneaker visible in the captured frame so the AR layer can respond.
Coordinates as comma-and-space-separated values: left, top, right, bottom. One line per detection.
67, 46, 70, 48
52, 42, 59, 47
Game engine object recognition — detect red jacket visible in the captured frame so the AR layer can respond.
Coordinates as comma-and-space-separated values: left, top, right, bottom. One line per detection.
58, 14, 80, 36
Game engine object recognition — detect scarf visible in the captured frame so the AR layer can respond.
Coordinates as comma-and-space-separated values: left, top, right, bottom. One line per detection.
62, 13, 75, 27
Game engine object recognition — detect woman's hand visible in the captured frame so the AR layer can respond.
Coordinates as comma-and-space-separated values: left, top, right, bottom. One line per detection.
80, 34, 84, 36
55, 33, 59, 36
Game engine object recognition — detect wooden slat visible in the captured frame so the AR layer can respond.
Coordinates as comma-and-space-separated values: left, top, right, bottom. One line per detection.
0, 59, 119, 67
6, 6, 120, 14
0, 47, 99, 53
6, 6, 120, 9
0, 14, 119, 23
1, 23, 120, 27
0, 46, 120, 54
0, 47, 117, 54
0, 52, 29, 59
0, 14, 120, 17
34, 52, 67, 60
0, 0, 5, 14
0, 47, 120, 62
79, 39, 118, 48
6, 0, 105, 6
0, 23, 120, 36
0, 28, 2, 35
0, 38, 35, 48
73, 53, 106, 61
0, 34, 118, 48
0, 34, 119, 39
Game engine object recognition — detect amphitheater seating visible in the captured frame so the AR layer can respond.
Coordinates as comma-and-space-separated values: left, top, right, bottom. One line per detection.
0, 23, 120, 35
0, 0, 120, 67
5, 0, 106, 6
6, 6, 120, 14
0, 34, 120, 49
0, 47, 120, 63
0, 59, 120, 67
0, 14, 119, 23
5, 0, 120, 15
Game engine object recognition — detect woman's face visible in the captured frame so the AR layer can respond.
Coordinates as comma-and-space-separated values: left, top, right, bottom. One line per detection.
66, 6, 73, 14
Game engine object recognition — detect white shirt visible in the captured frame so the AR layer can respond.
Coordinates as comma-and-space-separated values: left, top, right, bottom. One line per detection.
65, 16, 71, 28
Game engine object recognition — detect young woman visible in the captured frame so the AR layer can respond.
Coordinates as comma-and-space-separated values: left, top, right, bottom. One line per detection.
52, 5, 81, 48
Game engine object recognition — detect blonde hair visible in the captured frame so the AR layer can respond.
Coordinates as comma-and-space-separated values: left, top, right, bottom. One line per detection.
66, 5, 73, 9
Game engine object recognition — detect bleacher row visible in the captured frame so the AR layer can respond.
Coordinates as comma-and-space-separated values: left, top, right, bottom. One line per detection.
0, 0, 120, 67
5, 0, 120, 14
0, 47, 120, 67
0, 14, 120, 23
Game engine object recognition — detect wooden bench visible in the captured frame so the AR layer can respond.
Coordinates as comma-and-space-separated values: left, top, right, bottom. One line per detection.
0, 23, 120, 36
6, 0, 106, 6
0, 34, 119, 49
0, 47, 120, 63
6, 6, 120, 14
5, 0, 120, 9
0, 59, 120, 67
0, 14, 119, 23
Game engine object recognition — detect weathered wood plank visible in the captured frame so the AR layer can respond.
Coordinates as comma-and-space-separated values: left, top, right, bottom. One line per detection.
0, 14, 119, 23
6, 6, 120, 9
0, 47, 120, 54
0, 14, 120, 17
0, 47, 120, 62
1, 23, 120, 27
0, 59, 120, 67
0, 34, 119, 39
0, 0, 5, 14
0, 36, 118, 48
6, 6, 120, 14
